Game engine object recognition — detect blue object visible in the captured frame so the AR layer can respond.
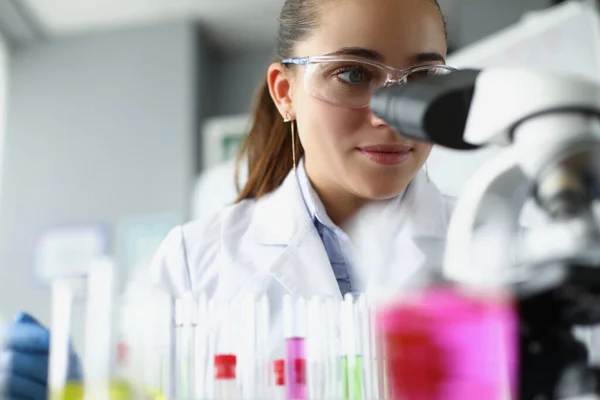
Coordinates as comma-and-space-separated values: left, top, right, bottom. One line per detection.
296, 159, 355, 296
296, 158, 407, 296
1, 312, 82, 400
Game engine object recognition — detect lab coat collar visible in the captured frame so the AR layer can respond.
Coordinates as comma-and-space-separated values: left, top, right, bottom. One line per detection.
245, 166, 449, 300
246, 168, 341, 299
343, 169, 450, 294
249, 167, 448, 245
249, 169, 314, 246
399, 168, 450, 238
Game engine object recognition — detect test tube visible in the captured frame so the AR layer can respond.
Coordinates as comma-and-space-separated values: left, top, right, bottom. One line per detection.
84, 258, 135, 399
214, 354, 239, 399
83, 259, 115, 400
272, 359, 286, 400
48, 278, 76, 400
241, 295, 257, 400
369, 302, 385, 400
324, 297, 342, 400
193, 293, 208, 400
307, 297, 324, 400
342, 293, 364, 400
205, 299, 218, 398
175, 293, 194, 400
256, 295, 270, 398
130, 287, 172, 399
357, 295, 374, 400
174, 298, 185, 398
212, 300, 240, 399
283, 295, 307, 400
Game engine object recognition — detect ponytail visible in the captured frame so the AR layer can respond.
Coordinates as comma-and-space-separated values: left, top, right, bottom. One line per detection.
234, 79, 303, 203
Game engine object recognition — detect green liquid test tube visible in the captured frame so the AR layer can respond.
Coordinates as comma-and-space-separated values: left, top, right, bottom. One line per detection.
343, 355, 364, 400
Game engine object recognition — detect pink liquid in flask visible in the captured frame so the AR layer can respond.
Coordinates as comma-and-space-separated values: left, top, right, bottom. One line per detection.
377, 286, 518, 400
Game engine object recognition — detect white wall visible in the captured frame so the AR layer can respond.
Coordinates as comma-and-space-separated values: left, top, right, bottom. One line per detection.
445, 0, 551, 48
0, 22, 201, 352
0, 35, 7, 329
0, 35, 7, 189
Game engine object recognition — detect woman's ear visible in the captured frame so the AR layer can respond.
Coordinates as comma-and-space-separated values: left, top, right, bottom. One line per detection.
267, 62, 295, 119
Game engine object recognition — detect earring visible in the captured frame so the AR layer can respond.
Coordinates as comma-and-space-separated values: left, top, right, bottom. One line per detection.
425, 162, 431, 183
284, 112, 297, 173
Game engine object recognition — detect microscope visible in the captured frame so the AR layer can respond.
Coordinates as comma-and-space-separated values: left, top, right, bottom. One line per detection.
371, 69, 600, 399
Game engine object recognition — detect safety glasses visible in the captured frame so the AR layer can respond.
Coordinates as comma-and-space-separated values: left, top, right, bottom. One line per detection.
281, 55, 456, 109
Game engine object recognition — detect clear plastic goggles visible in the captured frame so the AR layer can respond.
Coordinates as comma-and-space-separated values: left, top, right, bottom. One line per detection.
281, 55, 456, 109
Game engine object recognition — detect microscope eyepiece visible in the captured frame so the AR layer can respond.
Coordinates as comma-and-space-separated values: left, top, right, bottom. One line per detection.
369, 69, 482, 150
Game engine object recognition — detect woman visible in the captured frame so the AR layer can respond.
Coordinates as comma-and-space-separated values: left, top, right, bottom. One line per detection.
1, 0, 454, 397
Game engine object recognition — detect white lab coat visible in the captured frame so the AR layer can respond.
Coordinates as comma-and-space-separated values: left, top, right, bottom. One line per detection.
149, 167, 454, 358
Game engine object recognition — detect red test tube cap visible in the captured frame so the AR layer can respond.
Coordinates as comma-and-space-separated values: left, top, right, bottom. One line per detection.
214, 354, 237, 380
274, 359, 285, 386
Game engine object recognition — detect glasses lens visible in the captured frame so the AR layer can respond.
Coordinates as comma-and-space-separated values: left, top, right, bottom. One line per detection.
404, 65, 454, 83
303, 59, 387, 108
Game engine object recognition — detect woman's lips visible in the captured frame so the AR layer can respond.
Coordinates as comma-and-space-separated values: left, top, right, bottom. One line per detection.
358, 144, 413, 166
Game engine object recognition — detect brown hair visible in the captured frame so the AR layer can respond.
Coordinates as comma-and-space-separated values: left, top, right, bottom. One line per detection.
234, 0, 446, 202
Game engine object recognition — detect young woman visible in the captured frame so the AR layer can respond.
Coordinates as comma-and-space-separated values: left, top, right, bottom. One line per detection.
2, 0, 454, 397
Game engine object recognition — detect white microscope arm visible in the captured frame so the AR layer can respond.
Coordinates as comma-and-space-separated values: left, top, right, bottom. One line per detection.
370, 67, 600, 286
442, 147, 528, 287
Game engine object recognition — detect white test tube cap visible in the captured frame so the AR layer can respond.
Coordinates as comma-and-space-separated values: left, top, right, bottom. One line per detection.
283, 295, 307, 339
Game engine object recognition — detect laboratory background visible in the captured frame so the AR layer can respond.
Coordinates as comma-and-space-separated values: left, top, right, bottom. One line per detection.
0, 0, 599, 393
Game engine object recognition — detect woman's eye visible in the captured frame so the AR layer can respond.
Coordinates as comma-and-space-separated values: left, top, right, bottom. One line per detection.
405, 69, 431, 82
405, 66, 448, 82
336, 67, 371, 84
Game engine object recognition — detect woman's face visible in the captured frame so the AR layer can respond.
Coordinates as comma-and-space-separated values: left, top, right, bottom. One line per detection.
276, 0, 447, 201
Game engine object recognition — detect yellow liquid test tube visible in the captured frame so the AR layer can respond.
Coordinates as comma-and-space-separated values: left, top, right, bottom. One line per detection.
50, 380, 168, 400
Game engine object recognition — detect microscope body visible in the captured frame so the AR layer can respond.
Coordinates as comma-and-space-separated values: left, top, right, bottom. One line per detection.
371, 69, 600, 399
511, 112, 600, 399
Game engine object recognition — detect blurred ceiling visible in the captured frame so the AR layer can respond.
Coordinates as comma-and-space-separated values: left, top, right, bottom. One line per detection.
0, 0, 556, 49
20, 0, 286, 47
1, 0, 466, 48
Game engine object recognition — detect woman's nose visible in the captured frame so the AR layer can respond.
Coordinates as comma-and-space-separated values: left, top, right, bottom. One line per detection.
368, 107, 391, 128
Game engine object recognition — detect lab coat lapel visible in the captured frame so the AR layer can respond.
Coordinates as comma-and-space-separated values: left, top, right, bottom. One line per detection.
347, 170, 450, 293
246, 171, 342, 300
240, 169, 449, 299
397, 170, 449, 276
